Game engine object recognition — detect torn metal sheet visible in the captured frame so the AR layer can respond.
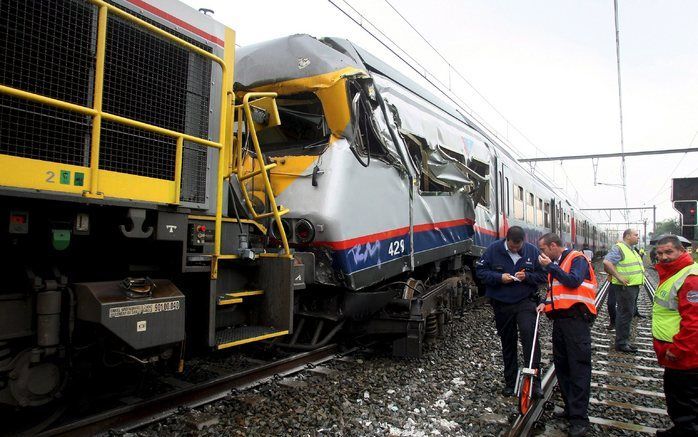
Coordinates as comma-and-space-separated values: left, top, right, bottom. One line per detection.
371, 74, 486, 157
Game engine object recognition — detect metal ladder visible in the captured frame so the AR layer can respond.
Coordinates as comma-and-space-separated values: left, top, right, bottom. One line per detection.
211, 92, 291, 279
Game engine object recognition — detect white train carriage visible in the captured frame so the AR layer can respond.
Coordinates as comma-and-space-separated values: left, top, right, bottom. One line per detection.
234, 35, 607, 355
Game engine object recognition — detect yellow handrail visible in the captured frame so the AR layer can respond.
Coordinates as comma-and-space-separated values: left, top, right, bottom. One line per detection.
236, 93, 292, 257
239, 163, 277, 182
85, 3, 107, 198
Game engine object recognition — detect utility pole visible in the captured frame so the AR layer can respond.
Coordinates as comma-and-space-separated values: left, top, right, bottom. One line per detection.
653, 205, 657, 235
613, 0, 629, 219
644, 219, 648, 247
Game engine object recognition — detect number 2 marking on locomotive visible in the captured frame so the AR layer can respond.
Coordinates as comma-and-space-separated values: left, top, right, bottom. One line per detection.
46, 171, 55, 183
388, 239, 405, 256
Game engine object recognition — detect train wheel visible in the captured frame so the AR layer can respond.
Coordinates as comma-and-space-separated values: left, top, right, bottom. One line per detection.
518, 376, 533, 415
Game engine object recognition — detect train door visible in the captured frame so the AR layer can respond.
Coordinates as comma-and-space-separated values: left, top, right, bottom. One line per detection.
550, 198, 557, 233
494, 157, 500, 235
499, 162, 511, 237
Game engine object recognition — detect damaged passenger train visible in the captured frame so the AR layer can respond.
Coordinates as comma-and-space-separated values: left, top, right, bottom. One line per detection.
3, 1, 613, 411
235, 35, 609, 355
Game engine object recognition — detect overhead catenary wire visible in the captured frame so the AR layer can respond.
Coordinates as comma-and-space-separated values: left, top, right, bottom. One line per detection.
382, 0, 590, 208
328, 0, 591, 208
644, 153, 688, 205
643, 131, 698, 207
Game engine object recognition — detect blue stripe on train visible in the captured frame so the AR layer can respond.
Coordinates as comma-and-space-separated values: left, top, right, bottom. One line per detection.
331, 224, 476, 275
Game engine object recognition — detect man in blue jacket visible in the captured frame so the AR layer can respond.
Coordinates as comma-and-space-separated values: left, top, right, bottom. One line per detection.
476, 226, 547, 397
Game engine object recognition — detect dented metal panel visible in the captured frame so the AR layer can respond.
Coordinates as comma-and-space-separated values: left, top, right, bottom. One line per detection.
235, 34, 365, 90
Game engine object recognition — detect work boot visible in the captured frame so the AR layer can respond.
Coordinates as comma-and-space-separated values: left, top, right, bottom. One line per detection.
616, 344, 638, 353
568, 423, 590, 437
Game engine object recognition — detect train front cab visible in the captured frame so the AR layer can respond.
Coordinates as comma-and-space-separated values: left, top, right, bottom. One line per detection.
0, 0, 292, 408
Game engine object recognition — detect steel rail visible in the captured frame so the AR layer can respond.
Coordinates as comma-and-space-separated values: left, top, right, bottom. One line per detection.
39, 345, 340, 437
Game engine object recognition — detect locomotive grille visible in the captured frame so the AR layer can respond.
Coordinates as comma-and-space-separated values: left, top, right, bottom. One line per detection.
0, 0, 93, 166
0, 0, 213, 204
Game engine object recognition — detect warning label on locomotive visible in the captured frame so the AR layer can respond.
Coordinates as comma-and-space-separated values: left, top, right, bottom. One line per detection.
108, 301, 180, 318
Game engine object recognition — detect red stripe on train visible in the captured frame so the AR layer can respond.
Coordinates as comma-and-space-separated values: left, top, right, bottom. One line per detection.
475, 225, 498, 237
126, 0, 226, 47
314, 218, 475, 251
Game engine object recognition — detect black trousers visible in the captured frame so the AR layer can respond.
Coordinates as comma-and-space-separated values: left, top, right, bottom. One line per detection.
664, 367, 698, 434
614, 284, 639, 347
606, 285, 617, 325
552, 316, 592, 426
491, 298, 541, 389
608, 283, 643, 323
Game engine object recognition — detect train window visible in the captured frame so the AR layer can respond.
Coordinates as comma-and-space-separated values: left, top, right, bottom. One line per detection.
401, 132, 451, 193
544, 202, 550, 228
536, 197, 543, 226
477, 179, 491, 207
514, 185, 524, 220
257, 92, 330, 156
526, 192, 535, 223
560, 210, 567, 232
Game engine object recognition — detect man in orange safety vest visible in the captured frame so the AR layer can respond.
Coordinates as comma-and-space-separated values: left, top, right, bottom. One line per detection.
537, 233, 597, 437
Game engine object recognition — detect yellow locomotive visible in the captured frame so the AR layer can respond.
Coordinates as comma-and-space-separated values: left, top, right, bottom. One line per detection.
0, 0, 293, 407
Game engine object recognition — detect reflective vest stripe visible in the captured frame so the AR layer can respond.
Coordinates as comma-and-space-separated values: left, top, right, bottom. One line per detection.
550, 294, 597, 305
551, 280, 597, 291
617, 261, 641, 267
654, 267, 698, 310
652, 263, 698, 342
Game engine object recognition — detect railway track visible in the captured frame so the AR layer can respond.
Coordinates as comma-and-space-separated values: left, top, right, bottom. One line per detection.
34, 344, 345, 437
508, 271, 672, 436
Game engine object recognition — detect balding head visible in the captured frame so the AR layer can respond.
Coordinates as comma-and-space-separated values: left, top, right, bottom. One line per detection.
623, 229, 639, 245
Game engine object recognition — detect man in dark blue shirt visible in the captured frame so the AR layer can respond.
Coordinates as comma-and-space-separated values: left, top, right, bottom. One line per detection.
476, 226, 547, 397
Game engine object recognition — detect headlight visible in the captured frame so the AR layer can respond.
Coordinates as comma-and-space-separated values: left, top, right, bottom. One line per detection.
295, 219, 315, 244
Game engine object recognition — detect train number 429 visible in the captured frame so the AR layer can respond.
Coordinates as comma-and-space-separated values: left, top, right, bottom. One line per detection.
388, 239, 405, 256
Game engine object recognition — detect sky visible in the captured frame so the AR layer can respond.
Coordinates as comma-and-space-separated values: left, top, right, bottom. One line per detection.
181, 0, 698, 237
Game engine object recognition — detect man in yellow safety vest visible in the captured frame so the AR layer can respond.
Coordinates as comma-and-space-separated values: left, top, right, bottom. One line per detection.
652, 235, 698, 437
603, 229, 644, 352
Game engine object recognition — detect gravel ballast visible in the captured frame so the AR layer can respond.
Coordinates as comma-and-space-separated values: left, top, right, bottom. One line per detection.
129, 269, 672, 436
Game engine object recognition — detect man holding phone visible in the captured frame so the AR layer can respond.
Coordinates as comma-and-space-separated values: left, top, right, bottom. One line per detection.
476, 226, 547, 397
